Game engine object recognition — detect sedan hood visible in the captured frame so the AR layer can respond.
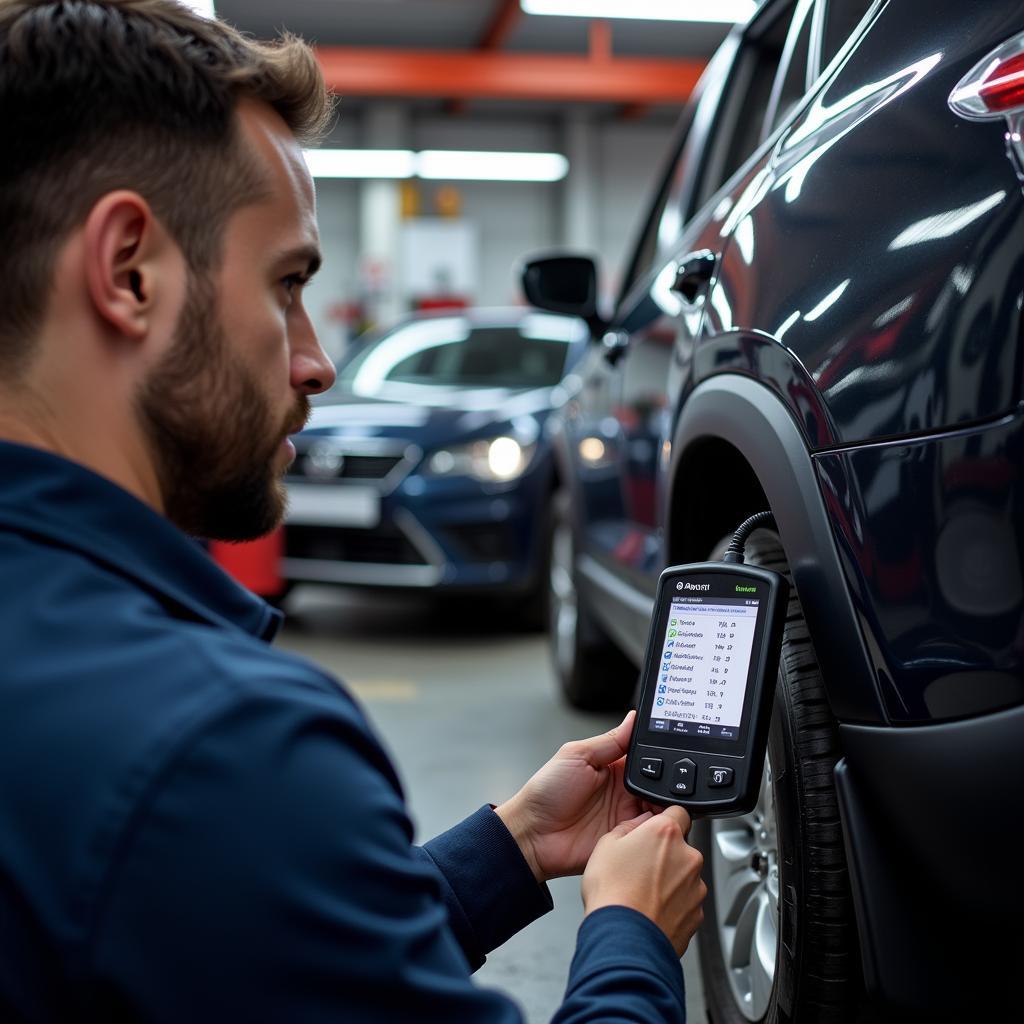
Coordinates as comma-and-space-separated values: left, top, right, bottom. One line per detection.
302, 384, 556, 447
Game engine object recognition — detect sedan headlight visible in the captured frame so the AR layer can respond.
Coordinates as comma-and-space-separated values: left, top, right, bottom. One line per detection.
424, 435, 537, 483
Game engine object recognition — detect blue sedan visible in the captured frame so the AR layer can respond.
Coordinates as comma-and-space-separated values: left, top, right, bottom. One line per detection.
282, 308, 588, 619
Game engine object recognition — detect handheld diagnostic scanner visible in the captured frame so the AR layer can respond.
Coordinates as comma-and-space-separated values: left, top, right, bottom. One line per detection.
625, 513, 789, 817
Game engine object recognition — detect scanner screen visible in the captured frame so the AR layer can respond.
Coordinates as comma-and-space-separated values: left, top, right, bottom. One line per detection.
647, 595, 759, 742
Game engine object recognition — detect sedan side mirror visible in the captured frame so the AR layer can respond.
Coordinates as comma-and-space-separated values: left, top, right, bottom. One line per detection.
521, 253, 605, 332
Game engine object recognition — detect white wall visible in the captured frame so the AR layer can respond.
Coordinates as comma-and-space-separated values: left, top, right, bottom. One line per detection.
303, 109, 677, 351
448, 180, 561, 306
306, 177, 361, 360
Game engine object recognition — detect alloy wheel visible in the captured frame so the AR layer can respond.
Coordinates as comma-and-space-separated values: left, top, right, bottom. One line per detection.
549, 518, 578, 677
710, 755, 779, 1021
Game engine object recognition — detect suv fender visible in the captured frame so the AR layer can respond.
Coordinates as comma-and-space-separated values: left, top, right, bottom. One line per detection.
666, 372, 884, 724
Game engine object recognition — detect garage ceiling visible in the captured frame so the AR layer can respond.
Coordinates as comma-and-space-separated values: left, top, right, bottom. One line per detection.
215, 0, 731, 119
215, 0, 728, 57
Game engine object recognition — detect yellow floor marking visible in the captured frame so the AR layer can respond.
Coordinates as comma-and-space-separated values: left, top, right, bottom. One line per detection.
347, 680, 419, 702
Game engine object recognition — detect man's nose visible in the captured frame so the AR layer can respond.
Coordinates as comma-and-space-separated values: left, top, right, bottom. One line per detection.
291, 317, 337, 396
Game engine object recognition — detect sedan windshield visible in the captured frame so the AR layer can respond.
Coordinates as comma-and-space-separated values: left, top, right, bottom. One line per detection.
338, 314, 585, 395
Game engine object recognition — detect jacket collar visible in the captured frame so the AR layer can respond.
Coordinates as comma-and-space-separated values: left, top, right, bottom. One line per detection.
0, 441, 282, 642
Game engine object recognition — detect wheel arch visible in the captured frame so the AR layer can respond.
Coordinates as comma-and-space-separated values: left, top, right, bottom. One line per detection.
666, 436, 769, 567
665, 373, 885, 724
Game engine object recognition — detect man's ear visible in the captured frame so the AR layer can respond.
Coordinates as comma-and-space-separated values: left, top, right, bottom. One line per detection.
82, 191, 174, 341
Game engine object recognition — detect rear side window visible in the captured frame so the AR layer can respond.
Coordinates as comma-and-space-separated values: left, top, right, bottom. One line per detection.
820, 0, 875, 70
624, 0, 853, 288
694, 0, 806, 209
764, 0, 814, 136
616, 101, 698, 305
619, 134, 688, 305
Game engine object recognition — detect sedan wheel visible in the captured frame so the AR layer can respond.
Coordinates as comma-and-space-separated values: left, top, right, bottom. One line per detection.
549, 516, 578, 680
545, 489, 635, 710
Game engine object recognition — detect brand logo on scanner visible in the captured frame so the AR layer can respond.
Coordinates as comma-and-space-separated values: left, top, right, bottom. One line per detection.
676, 582, 710, 591
735, 585, 757, 593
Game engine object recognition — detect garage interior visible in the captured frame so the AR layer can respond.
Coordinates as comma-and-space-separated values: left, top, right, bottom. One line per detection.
7, 0, 1018, 1020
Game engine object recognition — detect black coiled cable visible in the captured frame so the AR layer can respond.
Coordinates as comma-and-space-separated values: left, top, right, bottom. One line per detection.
721, 511, 776, 563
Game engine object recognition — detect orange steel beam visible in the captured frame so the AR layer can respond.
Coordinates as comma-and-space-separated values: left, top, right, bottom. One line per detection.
316, 47, 704, 104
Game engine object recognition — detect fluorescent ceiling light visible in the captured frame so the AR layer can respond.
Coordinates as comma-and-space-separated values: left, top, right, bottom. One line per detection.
303, 149, 570, 182
417, 150, 569, 182
520, 0, 756, 23
303, 149, 416, 179
178, 0, 216, 18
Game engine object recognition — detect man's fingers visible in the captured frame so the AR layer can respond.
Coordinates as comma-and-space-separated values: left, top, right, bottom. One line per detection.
658, 805, 693, 839
611, 810, 652, 837
567, 710, 636, 767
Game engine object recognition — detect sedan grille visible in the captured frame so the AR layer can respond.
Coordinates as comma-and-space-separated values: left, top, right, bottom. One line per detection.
329, 454, 403, 480
287, 440, 415, 488
285, 524, 428, 566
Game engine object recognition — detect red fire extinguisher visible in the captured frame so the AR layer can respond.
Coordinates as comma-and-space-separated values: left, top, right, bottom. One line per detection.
208, 527, 284, 600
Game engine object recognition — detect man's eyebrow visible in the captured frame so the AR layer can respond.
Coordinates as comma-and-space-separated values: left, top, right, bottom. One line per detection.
276, 244, 322, 278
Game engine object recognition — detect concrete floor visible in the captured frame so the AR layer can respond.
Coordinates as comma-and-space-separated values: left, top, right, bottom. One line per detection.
276, 585, 705, 1024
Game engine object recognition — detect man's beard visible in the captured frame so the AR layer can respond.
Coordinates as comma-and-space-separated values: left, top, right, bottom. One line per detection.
136, 276, 308, 541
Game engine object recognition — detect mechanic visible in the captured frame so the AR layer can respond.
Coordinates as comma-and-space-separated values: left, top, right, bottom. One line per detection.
0, 2, 706, 1021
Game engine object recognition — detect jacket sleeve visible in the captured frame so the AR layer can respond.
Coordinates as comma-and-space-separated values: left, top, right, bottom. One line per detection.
416, 806, 553, 971
418, 820, 687, 1021
554, 907, 687, 1024
85, 689, 686, 1023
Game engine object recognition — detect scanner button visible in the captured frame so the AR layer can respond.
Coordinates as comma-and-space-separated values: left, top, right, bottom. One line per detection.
708, 766, 734, 787
639, 757, 663, 780
671, 758, 696, 795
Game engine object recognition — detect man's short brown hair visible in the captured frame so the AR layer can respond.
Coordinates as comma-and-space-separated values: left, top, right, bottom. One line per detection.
0, 0, 332, 374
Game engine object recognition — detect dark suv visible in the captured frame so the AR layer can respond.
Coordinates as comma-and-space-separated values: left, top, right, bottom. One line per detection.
522, 1, 1024, 1020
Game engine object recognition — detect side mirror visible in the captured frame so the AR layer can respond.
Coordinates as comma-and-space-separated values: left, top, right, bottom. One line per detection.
521, 253, 604, 330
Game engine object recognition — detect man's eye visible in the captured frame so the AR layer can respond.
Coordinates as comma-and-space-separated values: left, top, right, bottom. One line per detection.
281, 274, 309, 298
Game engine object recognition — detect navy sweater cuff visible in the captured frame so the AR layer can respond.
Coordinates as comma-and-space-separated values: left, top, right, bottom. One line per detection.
422, 805, 553, 969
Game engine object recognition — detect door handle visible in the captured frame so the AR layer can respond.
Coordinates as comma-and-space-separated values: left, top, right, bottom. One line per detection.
669, 250, 716, 305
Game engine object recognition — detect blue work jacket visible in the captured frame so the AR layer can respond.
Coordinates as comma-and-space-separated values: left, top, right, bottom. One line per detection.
0, 441, 686, 1022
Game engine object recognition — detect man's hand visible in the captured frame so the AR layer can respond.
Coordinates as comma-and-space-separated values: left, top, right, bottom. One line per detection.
582, 805, 706, 956
494, 711, 650, 883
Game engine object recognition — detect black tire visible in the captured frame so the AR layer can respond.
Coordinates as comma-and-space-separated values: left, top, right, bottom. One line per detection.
546, 489, 635, 710
693, 529, 861, 1024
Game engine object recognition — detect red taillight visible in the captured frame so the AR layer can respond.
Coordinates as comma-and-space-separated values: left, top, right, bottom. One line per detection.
950, 32, 1024, 121
976, 51, 1024, 114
